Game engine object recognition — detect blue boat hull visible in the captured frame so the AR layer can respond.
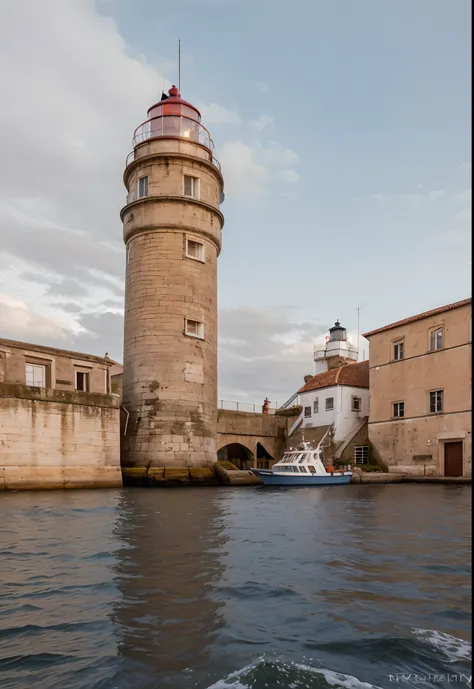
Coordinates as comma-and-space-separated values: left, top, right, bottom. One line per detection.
251, 470, 352, 486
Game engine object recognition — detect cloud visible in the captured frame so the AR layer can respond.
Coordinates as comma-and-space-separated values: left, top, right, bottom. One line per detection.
427, 190, 446, 200
0, 0, 302, 381
199, 102, 242, 125
436, 205, 472, 250
261, 141, 299, 167
250, 114, 274, 132
0, 0, 161, 322
218, 306, 330, 404
218, 141, 269, 198
369, 189, 467, 205
217, 139, 300, 199
0, 295, 73, 342
453, 188, 471, 202
277, 170, 300, 183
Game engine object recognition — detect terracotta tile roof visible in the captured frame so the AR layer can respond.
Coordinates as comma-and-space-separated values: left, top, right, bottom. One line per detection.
362, 298, 472, 338
298, 360, 369, 394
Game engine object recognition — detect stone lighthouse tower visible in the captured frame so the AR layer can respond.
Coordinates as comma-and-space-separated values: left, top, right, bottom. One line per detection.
121, 86, 224, 468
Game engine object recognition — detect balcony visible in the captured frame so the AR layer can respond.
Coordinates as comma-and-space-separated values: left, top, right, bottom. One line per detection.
133, 114, 215, 150
313, 344, 358, 362
125, 132, 222, 172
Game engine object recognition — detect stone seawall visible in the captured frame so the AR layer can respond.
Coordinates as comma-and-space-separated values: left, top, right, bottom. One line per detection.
0, 383, 122, 491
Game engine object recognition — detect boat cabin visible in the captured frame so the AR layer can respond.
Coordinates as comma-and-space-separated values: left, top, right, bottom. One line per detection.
272, 450, 327, 475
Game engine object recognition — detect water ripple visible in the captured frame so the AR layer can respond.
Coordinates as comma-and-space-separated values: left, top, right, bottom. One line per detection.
0, 485, 470, 689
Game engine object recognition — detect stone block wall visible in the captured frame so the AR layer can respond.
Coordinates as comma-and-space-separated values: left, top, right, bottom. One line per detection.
0, 383, 122, 491
216, 409, 290, 463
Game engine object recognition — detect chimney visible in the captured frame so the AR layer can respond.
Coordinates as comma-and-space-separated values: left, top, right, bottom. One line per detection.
304, 374, 313, 384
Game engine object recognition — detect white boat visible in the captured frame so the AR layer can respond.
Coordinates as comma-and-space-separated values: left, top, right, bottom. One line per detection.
251, 431, 352, 487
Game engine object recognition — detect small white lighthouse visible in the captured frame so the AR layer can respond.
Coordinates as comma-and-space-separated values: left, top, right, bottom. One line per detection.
313, 320, 358, 373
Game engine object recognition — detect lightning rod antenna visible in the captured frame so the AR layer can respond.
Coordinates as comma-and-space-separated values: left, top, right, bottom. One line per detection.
178, 39, 181, 92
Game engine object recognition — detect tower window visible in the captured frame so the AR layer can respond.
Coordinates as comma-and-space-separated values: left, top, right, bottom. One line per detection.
304, 406, 312, 418
351, 396, 362, 412
138, 176, 148, 198
186, 238, 205, 262
313, 398, 319, 413
185, 318, 204, 340
183, 175, 200, 199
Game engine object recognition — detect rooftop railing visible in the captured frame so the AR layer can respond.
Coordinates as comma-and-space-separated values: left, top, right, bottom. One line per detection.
219, 400, 279, 414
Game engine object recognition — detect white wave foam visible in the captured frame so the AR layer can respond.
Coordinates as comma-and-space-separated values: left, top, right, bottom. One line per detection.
206, 656, 381, 689
412, 628, 472, 663
316, 667, 380, 689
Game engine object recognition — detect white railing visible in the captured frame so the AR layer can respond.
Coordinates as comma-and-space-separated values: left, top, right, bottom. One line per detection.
313, 344, 358, 362
219, 400, 279, 414
280, 392, 298, 409
134, 114, 215, 149
288, 409, 304, 436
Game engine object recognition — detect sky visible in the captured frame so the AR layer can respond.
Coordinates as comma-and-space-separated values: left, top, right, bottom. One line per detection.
0, 0, 471, 406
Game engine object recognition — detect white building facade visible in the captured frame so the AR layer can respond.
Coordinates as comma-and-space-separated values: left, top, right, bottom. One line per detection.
296, 370, 369, 442
281, 320, 369, 451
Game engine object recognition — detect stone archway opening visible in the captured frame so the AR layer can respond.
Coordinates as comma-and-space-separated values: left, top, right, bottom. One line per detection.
256, 442, 275, 469
217, 443, 254, 470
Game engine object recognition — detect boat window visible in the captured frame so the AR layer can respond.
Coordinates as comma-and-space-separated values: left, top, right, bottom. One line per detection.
313, 453, 319, 460
308, 465, 316, 473
298, 455, 307, 464
299, 467, 307, 473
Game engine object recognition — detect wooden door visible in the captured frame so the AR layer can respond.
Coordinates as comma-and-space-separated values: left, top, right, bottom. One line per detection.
444, 441, 463, 477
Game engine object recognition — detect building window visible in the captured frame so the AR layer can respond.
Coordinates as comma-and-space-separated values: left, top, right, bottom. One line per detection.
429, 328, 443, 351
138, 176, 148, 198
76, 371, 90, 392
126, 244, 131, 266
429, 390, 444, 414
392, 339, 405, 361
326, 397, 334, 411
25, 364, 46, 388
352, 396, 362, 412
185, 318, 204, 339
185, 238, 205, 262
183, 174, 200, 199
353, 446, 369, 465
393, 401, 405, 418
313, 398, 319, 413
304, 406, 312, 418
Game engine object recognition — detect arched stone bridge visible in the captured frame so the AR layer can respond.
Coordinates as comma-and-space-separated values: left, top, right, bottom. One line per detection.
217, 409, 291, 469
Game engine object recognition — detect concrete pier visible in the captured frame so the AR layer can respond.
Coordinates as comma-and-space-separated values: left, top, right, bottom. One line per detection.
351, 472, 471, 485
